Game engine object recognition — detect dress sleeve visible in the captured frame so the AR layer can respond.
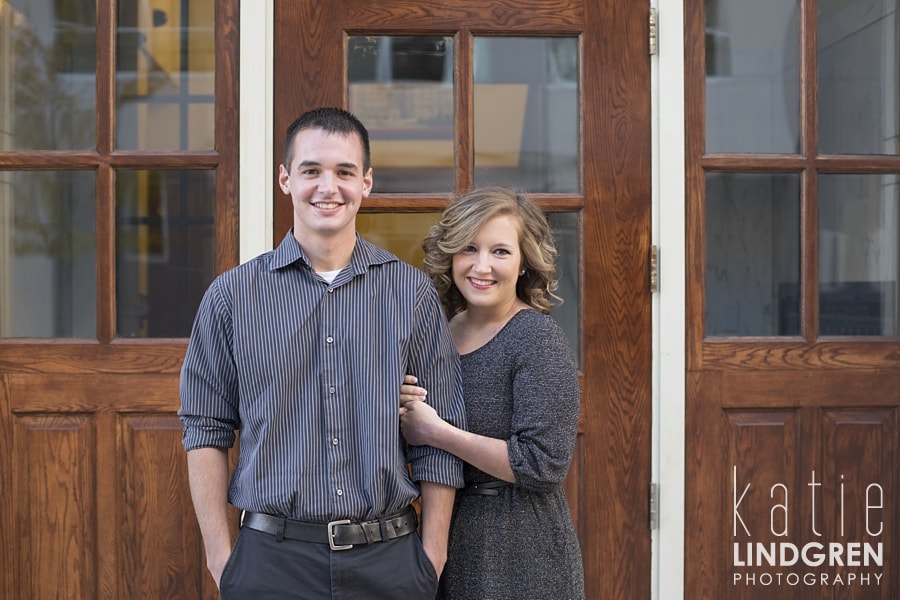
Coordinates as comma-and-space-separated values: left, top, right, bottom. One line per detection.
404, 278, 467, 488
507, 315, 581, 492
178, 276, 241, 451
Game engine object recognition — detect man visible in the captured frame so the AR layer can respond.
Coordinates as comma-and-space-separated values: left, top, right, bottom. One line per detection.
179, 107, 465, 598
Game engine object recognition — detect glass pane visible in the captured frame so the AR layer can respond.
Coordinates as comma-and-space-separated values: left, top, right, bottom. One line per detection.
818, 0, 899, 155
705, 0, 800, 154
819, 174, 899, 336
357, 211, 581, 363
348, 36, 455, 193
357, 213, 441, 267
705, 173, 801, 336
548, 212, 580, 364
473, 37, 579, 193
0, 0, 96, 150
0, 171, 96, 338
116, 170, 215, 337
116, 0, 215, 150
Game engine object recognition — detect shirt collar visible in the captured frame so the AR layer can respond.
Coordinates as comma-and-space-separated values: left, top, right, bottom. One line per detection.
270, 228, 398, 273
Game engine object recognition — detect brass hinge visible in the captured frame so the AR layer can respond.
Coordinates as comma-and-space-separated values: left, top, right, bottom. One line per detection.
649, 245, 659, 293
649, 7, 658, 56
649, 482, 659, 530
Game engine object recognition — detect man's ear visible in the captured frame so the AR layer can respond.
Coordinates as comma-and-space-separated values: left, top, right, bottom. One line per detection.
362, 168, 373, 196
278, 164, 291, 194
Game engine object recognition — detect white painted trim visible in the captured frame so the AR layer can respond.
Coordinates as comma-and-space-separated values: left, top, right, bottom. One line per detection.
239, 1, 275, 262
652, 0, 686, 598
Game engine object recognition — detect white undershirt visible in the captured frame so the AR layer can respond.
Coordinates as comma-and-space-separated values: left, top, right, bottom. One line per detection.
317, 268, 342, 284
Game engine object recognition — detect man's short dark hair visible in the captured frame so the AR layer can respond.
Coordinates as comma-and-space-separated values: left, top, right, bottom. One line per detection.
282, 107, 371, 172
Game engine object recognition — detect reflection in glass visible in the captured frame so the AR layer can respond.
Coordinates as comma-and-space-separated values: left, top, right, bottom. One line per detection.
0, 171, 96, 337
818, 0, 898, 155
116, 170, 215, 337
348, 36, 455, 193
116, 0, 215, 150
473, 38, 579, 193
819, 174, 898, 335
357, 211, 580, 363
705, 0, 800, 154
705, 173, 801, 336
0, 0, 96, 150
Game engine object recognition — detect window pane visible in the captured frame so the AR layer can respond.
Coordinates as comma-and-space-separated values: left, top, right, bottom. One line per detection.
548, 212, 580, 364
819, 174, 898, 336
116, 0, 215, 150
0, 0, 96, 150
473, 37, 579, 193
0, 171, 96, 338
818, 0, 899, 155
357, 212, 440, 267
357, 211, 580, 363
705, 0, 800, 154
348, 36, 455, 193
705, 173, 801, 336
116, 170, 214, 337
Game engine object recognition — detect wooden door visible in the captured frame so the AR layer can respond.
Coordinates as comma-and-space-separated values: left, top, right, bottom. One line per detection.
0, 1, 239, 598
273, 1, 653, 597
685, 0, 900, 598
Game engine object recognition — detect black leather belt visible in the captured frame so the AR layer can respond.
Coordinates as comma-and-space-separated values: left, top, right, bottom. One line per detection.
464, 479, 512, 496
241, 506, 417, 551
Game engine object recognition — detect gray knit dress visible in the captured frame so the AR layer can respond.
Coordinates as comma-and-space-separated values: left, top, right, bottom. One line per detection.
438, 309, 585, 600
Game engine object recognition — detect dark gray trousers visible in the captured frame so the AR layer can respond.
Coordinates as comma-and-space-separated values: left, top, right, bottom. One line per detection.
219, 526, 438, 599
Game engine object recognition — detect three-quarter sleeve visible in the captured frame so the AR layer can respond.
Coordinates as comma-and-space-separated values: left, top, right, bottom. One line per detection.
506, 316, 580, 492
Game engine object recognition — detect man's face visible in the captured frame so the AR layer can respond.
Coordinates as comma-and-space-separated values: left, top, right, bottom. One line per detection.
278, 128, 372, 240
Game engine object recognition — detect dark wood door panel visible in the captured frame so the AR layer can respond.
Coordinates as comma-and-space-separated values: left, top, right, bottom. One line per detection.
687, 371, 899, 599
0, 372, 215, 600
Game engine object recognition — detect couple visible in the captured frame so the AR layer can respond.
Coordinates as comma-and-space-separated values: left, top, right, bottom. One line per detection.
179, 107, 584, 599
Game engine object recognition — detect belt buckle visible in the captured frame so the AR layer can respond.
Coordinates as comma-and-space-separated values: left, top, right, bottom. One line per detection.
327, 519, 353, 551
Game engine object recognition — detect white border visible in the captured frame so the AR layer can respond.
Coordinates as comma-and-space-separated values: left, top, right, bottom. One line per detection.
239, 1, 275, 261
652, 0, 686, 598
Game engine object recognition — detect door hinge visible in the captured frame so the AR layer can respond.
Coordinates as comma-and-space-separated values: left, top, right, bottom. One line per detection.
649, 7, 658, 56
649, 482, 659, 530
649, 245, 659, 293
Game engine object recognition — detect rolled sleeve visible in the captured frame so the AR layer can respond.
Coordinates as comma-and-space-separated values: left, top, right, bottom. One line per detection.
405, 280, 466, 489
179, 277, 241, 451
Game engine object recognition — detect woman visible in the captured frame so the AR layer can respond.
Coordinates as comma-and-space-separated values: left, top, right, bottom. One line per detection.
400, 186, 585, 599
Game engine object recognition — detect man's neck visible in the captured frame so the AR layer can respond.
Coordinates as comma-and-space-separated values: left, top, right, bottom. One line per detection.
294, 228, 357, 273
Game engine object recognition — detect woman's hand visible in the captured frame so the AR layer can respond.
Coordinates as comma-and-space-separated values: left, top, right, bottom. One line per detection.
399, 374, 428, 414
399, 375, 445, 446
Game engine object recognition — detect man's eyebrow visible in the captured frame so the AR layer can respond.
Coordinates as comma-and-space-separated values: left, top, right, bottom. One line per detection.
296, 160, 359, 170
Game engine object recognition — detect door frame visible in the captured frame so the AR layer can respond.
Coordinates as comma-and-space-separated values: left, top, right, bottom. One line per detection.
237, 2, 685, 597
653, 1, 688, 599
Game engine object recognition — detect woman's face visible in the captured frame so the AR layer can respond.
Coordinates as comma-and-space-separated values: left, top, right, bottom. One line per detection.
451, 214, 523, 311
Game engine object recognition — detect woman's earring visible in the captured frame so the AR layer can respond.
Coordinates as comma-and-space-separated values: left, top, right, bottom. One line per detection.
519, 269, 526, 276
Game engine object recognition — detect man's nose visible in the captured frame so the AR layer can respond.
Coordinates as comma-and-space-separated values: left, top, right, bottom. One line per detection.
317, 172, 337, 194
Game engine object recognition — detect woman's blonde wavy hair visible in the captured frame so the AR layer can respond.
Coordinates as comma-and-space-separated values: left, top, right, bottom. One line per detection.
422, 186, 562, 319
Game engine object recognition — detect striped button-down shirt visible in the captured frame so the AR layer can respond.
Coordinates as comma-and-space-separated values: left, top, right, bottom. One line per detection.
179, 230, 466, 522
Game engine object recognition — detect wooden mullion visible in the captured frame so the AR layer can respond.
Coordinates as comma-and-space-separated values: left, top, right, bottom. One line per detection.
455, 30, 474, 192
96, 0, 116, 155
96, 163, 116, 343
801, 0, 819, 340
96, 0, 117, 343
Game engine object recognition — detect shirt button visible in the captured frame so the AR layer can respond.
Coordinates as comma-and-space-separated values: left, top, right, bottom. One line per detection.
332, 438, 339, 445
329, 386, 336, 394
336, 489, 343, 496
326, 336, 334, 343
